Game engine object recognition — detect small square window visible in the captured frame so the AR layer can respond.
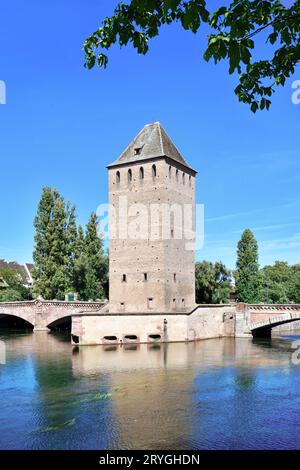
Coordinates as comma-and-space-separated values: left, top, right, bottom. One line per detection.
134, 147, 142, 155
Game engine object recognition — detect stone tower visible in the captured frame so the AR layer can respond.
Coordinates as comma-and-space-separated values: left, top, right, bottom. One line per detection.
107, 122, 196, 314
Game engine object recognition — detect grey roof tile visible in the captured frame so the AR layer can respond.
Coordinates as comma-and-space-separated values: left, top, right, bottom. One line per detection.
108, 122, 195, 171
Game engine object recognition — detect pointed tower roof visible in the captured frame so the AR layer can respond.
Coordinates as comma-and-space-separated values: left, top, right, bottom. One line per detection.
107, 122, 196, 173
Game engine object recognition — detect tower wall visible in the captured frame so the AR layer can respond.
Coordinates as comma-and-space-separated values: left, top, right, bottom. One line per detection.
108, 158, 195, 313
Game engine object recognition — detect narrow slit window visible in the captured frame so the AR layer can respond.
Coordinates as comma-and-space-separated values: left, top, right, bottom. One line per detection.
182, 173, 185, 184
116, 171, 120, 184
169, 165, 172, 178
144, 273, 148, 281
176, 169, 179, 181
128, 169, 132, 183
173, 273, 176, 282
147, 297, 154, 309
152, 164, 157, 178
122, 274, 127, 282
139, 167, 144, 180
189, 175, 192, 186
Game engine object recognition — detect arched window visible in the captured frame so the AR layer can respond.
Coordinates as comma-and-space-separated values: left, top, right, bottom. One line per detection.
116, 171, 120, 184
152, 164, 157, 178
169, 166, 172, 178
128, 169, 132, 183
139, 167, 144, 180
176, 169, 179, 181
182, 173, 185, 184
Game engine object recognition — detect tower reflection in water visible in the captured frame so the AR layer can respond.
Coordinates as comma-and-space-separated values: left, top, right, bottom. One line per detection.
0, 331, 296, 450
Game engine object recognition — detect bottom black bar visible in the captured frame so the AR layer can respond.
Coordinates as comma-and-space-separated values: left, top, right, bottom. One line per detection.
0, 450, 299, 467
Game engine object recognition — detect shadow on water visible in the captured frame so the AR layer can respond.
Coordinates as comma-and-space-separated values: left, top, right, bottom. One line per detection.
252, 332, 297, 354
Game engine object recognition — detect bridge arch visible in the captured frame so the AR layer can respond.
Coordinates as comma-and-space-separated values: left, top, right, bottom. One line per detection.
250, 312, 300, 338
47, 315, 71, 331
0, 313, 34, 329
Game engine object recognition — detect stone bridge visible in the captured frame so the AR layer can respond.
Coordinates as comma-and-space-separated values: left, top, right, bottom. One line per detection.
236, 303, 300, 338
0, 299, 105, 331
1, 300, 300, 339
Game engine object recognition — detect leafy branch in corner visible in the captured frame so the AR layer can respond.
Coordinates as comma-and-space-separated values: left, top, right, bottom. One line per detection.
83, 0, 300, 112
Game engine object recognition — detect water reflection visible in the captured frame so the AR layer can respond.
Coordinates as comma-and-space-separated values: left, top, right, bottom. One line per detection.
0, 331, 300, 449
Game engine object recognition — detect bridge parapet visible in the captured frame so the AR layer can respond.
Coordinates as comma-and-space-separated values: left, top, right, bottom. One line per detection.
0, 299, 105, 309
247, 304, 300, 336
248, 304, 300, 313
231, 303, 300, 337
0, 299, 106, 330
249, 312, 300, 330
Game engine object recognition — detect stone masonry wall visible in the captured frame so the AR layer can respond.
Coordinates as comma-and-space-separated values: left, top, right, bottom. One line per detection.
71, 305, 236, 345
108, 158, 195, 314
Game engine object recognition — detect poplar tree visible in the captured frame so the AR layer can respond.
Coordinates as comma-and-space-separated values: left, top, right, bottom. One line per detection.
83, 212, 107, 300
66, 205, 78, 291
50, 195, 70, 299
73, 225, 87, 298
33, 190, 108, 301
235, 229, 261, 303
33, 188, 70, 300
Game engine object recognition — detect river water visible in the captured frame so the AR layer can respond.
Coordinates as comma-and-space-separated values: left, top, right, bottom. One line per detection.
0, 330, 300, 450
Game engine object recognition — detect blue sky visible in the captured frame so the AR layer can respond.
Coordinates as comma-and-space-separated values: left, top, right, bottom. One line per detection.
0, 0, 299, 269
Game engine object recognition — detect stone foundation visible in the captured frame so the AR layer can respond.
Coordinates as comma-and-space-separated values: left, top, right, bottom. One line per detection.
71, 305, 236, 346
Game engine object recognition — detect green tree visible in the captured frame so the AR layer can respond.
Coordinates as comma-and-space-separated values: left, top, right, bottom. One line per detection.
73, 225, 87, 299
290, 264, 300, 303
0, 288, 24, 302
260, 262, 300, 304
32, 187, 70, 300
195, 260, 231, 304
235, 228, 261, 303
0, 267, 33, 302
0, 266, 20, 287
260, 261, 292, 303
66, 205, 78, 291
82, 213, 108, 301
84, 0, 300, 111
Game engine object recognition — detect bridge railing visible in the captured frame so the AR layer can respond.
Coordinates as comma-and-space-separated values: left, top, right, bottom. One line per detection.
248, 304, 300, 311
0, 299, 106, 309
249, 312, 300, 330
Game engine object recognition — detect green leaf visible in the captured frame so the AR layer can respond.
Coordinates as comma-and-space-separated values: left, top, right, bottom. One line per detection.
241, 46, 251, 65
229, 41, 240, 74
268, 32, 278, 45
250, 101, 258, 113
97, 53, 108, 68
